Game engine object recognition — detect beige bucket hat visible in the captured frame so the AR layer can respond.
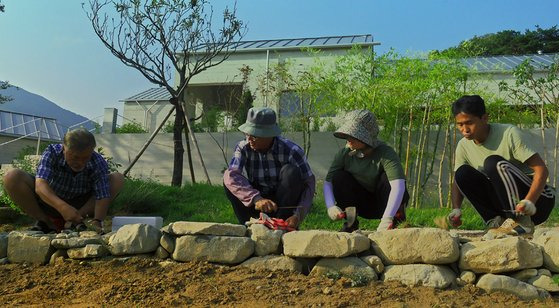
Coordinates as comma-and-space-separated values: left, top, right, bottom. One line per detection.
334, 109, 380, 148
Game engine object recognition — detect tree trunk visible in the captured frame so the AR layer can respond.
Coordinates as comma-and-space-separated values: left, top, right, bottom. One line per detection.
438, 120, 451, 208
404, 107, 413, 177
123, 106, 176, 176
183, 122, 196, 184
171, 105, 185, 186
181, 101, 212, 184
554, 113, 559, 187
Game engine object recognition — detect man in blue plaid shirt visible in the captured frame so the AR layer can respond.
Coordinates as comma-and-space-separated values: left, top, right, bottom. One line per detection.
224, 107, 315, 229
3, 128, 124, 233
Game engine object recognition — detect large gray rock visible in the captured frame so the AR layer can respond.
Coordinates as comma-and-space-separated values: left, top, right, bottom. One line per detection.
163, 222, 246, 237
459, 237, 542, 273
240, 255, 303, 273
310, 257, 378, 281
67, 244, 109, 259
51, 237, 103, 249
532, 229, 559, 272
382, 264, 456, 289
248, 224, 283, 256
477, 274, 542, 300
172, 235, 254, 264
0, 233, 7, 258
282, 230, 370, 258
7, 231, 56, 265
529, 274, 559, 292
154, 246, 169, 259
369, 228, 459, 265
108, 224, 162, 255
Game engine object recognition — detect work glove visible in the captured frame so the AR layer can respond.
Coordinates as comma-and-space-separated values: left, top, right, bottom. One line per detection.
377, 217, 394, 231
327, 206, 344, 221
447, 208, 462, 228
515, 199, 536, 216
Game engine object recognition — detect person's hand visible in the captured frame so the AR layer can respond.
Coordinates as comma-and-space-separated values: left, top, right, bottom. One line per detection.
327, 206, 344, 221
59, 204, 83, 224
286, 215, 299, 229
89, 219, 104, 234
447, 208, 462, 228
377, 217, 394, 231
515, 199, 536, 216
254, 198, 278, 213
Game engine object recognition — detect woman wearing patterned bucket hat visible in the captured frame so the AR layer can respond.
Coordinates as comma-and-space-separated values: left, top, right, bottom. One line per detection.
323, 110, 409, 232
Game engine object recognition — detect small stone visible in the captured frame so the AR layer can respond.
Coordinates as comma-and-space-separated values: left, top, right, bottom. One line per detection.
0, 257, 8, 265
256, 286, 262, 290
322, 287, 332, 295
511, 269, 538, 282
538, 269, 552, 277
266, 273, 275, 279
459, 271, 476, 284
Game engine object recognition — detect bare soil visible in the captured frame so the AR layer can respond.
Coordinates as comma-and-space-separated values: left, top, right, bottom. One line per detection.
0, 257, 558, 307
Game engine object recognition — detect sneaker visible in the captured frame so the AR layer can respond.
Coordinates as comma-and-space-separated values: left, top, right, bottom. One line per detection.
494, 217, 534, 236
29, 220, 56, 234
340, 218, 359, 233
485, 216, 504, 229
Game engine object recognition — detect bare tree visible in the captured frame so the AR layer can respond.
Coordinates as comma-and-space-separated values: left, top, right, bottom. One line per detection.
84, 0, 245, 186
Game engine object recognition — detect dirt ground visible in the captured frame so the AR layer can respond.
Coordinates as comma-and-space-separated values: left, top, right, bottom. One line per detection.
1, 215, 559, 307
0, 257, 557, 308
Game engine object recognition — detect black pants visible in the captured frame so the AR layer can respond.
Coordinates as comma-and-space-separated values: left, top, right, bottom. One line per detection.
225, 164, 305, 224
455, 155, 555, 225
331, 169, 408, 221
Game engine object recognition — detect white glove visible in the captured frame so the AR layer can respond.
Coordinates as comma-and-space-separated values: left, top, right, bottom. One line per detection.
377, 217, 394, 231
327, 206, 344, 221
447, 208, 462, 227
515, 199, 536, 216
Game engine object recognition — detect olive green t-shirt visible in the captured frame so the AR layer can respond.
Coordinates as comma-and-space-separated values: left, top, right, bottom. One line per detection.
325, 142, 406, 193
454, 123, 537, 176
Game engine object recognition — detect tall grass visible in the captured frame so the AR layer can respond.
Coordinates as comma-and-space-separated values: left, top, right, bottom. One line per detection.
113, 178, 559, 230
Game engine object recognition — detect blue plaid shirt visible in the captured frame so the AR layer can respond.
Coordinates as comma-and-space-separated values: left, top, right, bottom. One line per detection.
228, 136, 313, 195
35, 144, 110, 200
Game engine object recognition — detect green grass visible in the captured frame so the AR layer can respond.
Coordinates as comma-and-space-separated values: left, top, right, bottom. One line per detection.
112, 178, 559, 230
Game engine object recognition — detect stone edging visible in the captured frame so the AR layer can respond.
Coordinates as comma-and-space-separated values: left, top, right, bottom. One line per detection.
1, 223, 558, 300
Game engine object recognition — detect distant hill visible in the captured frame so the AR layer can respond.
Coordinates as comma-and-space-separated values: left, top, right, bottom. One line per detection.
0, 85, 93, 131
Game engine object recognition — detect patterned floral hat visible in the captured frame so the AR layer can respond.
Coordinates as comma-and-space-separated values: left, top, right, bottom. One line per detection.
333, 110, 380, 148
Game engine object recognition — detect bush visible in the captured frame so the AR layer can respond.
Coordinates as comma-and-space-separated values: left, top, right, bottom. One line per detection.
116, 122, 147, 133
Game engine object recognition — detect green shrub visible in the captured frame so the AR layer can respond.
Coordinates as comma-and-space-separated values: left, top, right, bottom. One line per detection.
116, 122, 147, 133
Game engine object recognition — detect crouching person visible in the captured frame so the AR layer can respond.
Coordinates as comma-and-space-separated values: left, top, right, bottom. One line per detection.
224, 107, 316, 229
324, 110, 409, 232
449, 95, 555, 235
3, 128, 124, 233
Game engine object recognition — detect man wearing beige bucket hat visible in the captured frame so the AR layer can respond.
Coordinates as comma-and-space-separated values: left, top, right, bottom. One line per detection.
224, 107, 316, 228
324, 110, 409, 232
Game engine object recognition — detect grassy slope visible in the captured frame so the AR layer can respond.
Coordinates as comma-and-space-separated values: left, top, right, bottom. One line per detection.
112, 178, 559, 231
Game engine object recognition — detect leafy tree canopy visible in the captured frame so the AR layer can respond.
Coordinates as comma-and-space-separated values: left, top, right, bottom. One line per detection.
431, 25, 559, 58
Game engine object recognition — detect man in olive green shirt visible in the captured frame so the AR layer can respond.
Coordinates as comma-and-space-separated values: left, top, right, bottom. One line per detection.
448, 95, 555, 234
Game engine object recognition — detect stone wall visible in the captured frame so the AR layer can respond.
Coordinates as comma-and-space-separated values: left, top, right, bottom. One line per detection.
1, 224, 558, 300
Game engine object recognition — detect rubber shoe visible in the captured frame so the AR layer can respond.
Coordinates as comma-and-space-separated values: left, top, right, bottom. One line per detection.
29, 220, 56, 234
340, 218, 359, 233
485, 216, 504, 229
495, 217, 534, 236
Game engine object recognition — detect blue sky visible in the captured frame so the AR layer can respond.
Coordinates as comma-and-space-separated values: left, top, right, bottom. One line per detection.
1, 0, 558, 120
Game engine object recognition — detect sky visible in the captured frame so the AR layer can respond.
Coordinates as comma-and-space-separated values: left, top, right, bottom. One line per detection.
1, 0, 558, 121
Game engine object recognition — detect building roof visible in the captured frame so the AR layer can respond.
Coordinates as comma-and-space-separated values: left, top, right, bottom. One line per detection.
460, 53, 558, 73
121, 87, 172, 102
192, 34, 377, 54
0, 109, 63, 141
